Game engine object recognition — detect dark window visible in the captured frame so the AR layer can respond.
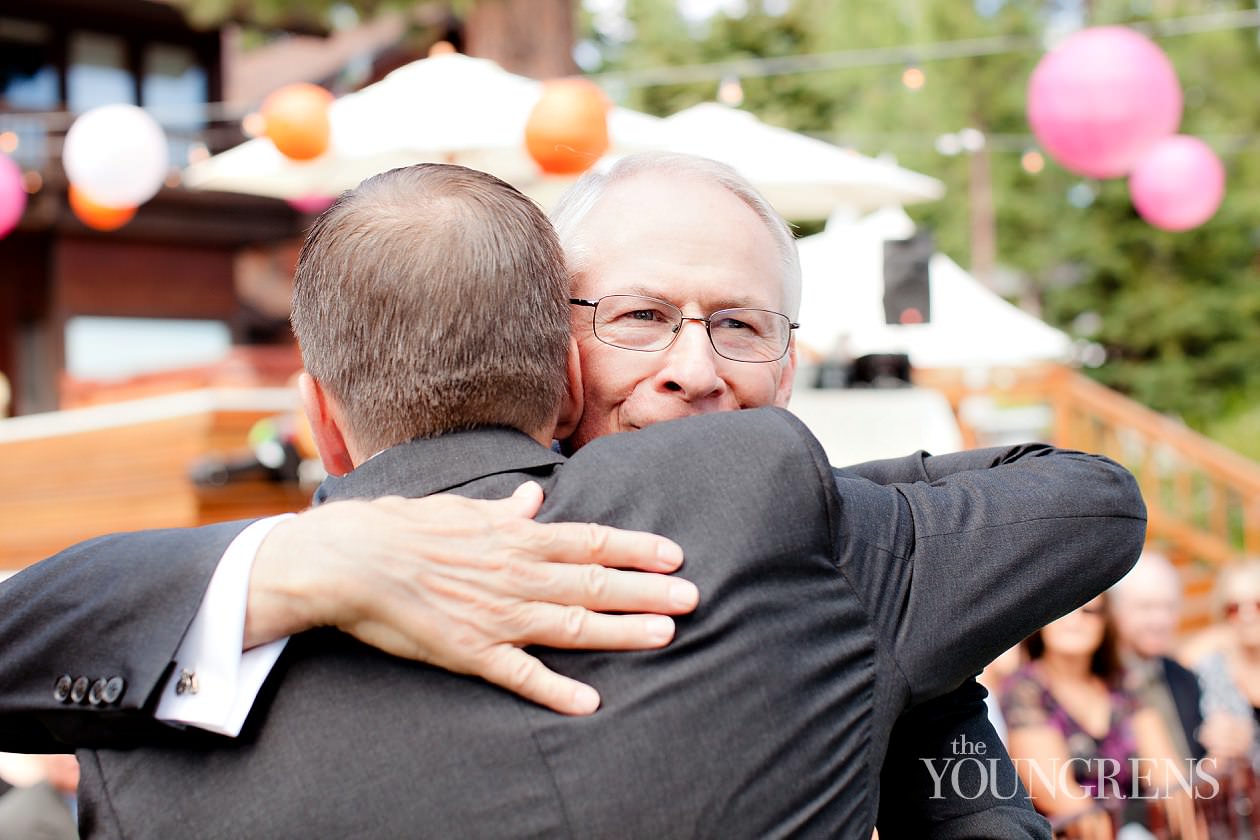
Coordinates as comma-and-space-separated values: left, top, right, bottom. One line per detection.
0, 18, 57, 110
67, 31, 135, 111
143, 43, 208, 167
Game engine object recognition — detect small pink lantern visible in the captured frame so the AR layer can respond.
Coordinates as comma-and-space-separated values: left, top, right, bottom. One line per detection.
1128, 135, 1224, 232
0, 153, 26, 239
1028, 27, 1182, 179
286, 194, 336, 214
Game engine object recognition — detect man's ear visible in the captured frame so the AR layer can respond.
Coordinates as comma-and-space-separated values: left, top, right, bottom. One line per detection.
297, 372, 356, 476
773, 339, 797, 408
552, 338, 584, 440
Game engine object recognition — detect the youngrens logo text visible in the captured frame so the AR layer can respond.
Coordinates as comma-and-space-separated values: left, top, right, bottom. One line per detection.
921, 734, 1220, 801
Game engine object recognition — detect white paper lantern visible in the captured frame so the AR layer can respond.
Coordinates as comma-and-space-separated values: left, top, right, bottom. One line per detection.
63, 104, 169, 208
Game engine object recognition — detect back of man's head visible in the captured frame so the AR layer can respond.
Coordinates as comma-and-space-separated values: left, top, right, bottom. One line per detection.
290, 163, 570, 454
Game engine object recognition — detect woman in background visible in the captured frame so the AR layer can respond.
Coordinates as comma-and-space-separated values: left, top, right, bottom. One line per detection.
1002, 595, 1197, 839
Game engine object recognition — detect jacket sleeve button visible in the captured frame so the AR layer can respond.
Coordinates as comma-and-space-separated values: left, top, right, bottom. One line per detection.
53, 675, 73, 703
103, 676, 126, 705
70, 676, 90, 704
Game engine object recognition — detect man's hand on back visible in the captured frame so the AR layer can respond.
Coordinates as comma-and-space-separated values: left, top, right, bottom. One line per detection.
245, 481, 698, 716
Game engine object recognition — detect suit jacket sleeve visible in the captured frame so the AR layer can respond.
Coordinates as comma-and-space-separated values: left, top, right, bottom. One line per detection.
841, 450, 1055, 839
876, 679, 1051, 839
0, 521, 254, 752
835, 442, 1146, 703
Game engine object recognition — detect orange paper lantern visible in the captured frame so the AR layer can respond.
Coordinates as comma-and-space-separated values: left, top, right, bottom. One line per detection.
261, 83, 334, 162
69, 185, 136, 231
525, 78, 610, 175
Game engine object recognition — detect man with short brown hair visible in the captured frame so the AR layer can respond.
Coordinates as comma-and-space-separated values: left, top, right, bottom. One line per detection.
291, 164, 571, 457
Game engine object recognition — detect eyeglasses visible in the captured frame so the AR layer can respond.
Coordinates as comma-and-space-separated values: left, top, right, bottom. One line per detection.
570, 294, 799, 363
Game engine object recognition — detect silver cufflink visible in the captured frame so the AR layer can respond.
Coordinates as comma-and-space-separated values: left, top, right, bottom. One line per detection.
174, 668, 200, 696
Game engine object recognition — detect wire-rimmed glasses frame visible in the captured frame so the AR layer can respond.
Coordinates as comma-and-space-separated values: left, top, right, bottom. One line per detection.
569, 294, 799, 363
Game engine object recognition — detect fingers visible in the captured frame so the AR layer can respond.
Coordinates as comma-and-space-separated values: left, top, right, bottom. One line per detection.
478, 646, 602, 716
506, 481, 545, 517
518, 608, 678, 650
508, 564, 699, 615
526, 519, 685, 573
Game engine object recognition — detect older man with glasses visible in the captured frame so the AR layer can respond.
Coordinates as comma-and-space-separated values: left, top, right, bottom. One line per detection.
0, 154, 1144, 838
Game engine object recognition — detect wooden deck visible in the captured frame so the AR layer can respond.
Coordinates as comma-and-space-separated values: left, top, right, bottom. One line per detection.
0, 388, 312, 570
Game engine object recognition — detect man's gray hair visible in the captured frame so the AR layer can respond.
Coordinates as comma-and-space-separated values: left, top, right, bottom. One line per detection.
551, 152, 802, 319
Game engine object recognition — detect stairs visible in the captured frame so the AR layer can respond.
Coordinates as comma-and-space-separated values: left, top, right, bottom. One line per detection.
918, 363, 1260, 629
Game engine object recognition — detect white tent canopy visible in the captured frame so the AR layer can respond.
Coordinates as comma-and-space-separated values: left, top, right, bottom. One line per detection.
658, 103, 944, 217
186, 58, 944, 219
795, 207, 1072, 368
184, 54, 665, 203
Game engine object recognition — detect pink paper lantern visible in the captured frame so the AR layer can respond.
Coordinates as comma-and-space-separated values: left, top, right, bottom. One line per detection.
0, 153, 26, 239
1128, 135, 1225, 232
286, 194, 336, 214
1028, 27, 1182, 179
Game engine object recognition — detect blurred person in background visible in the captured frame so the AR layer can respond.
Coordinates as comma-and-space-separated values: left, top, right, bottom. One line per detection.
0, 753, 78, 840
1189, 559, 1260, 768
1002, 596, 1197, 840
1109, 551, 1206, 763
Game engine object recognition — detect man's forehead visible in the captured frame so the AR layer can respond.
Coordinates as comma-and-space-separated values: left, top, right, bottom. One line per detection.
592, 170, 743, 223
569, 171, 786, 306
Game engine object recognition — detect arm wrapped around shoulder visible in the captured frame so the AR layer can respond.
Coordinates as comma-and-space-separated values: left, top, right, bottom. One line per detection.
895, 444, 1146, 704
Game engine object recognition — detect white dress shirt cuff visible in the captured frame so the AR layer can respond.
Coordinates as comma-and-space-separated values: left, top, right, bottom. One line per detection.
155, 514, 295, 737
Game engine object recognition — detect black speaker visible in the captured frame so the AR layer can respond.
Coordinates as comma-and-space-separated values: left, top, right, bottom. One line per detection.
883, 231, 933, 325
851, 353, 912, 388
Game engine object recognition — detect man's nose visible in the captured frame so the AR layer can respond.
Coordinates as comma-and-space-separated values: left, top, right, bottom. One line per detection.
656, 319, 725, 400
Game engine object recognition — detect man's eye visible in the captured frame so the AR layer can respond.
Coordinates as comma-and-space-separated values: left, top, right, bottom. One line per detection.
713, 317, 752, 331
624, 309, 667, 322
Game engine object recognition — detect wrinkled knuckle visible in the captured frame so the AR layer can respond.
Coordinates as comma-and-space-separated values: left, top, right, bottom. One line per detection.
515, 519, 554, 554
492, 601, 534, 637
560, 605, 588, 641
580, 563, 609, 601
583, 524, 610, 555
502, 552, 548, 588
503, 654, 538, 692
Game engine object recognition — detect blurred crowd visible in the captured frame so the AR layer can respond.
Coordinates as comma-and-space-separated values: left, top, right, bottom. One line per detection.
982, 552, 1260, 840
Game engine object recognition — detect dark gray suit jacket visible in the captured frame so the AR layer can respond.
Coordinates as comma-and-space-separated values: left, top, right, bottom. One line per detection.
46, 408, 1144, 838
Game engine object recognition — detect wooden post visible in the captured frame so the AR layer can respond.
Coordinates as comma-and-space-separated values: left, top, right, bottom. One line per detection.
465, 0, 578, 79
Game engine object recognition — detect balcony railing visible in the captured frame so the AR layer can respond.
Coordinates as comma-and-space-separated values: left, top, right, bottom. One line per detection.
919, 363, 1260, 628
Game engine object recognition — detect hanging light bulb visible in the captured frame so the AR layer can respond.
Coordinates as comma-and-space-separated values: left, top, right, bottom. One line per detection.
901, 65, 925, 91
1021, 150, 1045, 174
718, 75, 744, 107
